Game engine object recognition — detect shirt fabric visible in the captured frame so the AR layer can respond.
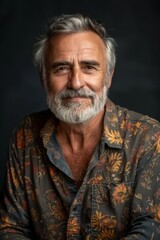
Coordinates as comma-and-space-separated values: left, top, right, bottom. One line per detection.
0, 99, 160, 240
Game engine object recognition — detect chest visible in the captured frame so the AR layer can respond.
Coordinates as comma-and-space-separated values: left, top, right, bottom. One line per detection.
63, 151, 93, 185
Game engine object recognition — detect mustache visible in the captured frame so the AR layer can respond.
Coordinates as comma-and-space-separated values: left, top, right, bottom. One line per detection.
57, 89, 96, 99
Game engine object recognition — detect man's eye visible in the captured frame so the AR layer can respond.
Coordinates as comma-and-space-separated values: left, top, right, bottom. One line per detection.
87, 65, 94, 69
53, 66, 70, 74
83, 65, 97, 71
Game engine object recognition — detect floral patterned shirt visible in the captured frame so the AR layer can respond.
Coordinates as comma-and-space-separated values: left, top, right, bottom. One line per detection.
0, 99, 160, 240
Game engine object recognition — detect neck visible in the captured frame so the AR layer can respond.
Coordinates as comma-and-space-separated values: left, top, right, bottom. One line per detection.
55, 109, 105, 154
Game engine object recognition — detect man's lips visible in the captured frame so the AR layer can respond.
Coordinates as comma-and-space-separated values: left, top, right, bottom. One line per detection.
63, 96, 92, 102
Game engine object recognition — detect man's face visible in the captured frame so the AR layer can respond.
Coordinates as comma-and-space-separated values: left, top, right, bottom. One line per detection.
44, 31, 113, 123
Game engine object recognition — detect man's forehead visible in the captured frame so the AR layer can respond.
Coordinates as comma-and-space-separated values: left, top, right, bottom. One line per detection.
46, 33, 106, 62
47, 31, 105, 51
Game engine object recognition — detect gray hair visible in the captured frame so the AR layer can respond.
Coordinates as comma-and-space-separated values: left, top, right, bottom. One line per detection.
34, 14, 116, 79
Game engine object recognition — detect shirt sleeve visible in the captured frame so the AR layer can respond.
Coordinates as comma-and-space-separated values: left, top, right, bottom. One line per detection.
0, 130, 33, 239
121, 133, 160, 239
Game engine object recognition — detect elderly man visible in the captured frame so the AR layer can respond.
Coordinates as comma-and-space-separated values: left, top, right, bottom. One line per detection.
0, 14, 160, 239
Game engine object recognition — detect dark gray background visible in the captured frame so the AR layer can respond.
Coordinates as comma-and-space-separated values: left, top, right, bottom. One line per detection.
1, 0, 160, 191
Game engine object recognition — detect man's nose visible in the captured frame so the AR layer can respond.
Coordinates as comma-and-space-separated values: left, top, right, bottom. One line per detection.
67, 67, 85, 89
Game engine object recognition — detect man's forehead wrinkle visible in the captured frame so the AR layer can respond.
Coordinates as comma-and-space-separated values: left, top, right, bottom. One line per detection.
53, 48, 99, 57
51, 52, 101, 64
51, 59, 101, 69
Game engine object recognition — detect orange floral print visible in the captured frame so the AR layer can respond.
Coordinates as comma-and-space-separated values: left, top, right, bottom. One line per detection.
67, 217, 79, 236
17, 129, 25, 149
24, 129, 33, 145
1, 100, 160, 239
91, 211, 117, 231
104, 127, 123, 145
112, 183, 132, 204
108, 152, 122, 173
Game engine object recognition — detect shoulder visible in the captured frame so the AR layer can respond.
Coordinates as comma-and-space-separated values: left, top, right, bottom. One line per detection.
116, 104, 160, 153
20, 109, 52, 128
105, 100, 160, 152
105, 99, 160, 131
116, 104, 160, 131
11, 109, 53, 149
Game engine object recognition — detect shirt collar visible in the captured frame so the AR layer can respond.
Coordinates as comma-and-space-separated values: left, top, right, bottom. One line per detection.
40, 115, 57, 148
103, 99, 123, 149
41, 99, 123, 150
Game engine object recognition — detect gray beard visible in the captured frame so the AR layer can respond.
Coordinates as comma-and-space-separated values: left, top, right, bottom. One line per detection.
47, 86, 108, 124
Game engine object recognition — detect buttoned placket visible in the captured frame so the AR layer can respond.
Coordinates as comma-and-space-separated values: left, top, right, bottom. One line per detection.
45, 129, 103, 239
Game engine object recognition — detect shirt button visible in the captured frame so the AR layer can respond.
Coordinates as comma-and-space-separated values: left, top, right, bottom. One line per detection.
72, 206, 78, 211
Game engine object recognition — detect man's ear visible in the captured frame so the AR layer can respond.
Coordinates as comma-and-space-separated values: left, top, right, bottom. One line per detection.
107, 69, 114, 88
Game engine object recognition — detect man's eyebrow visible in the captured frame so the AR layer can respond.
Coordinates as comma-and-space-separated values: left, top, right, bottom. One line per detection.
51, 60, 100, 69
51, 61, 72, 69
80, 60, 100, 66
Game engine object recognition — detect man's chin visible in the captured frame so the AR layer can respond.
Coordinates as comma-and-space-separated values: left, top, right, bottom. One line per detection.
59, 115, 94, 125
54, 107, 100, 124
61, 101, 92, 109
